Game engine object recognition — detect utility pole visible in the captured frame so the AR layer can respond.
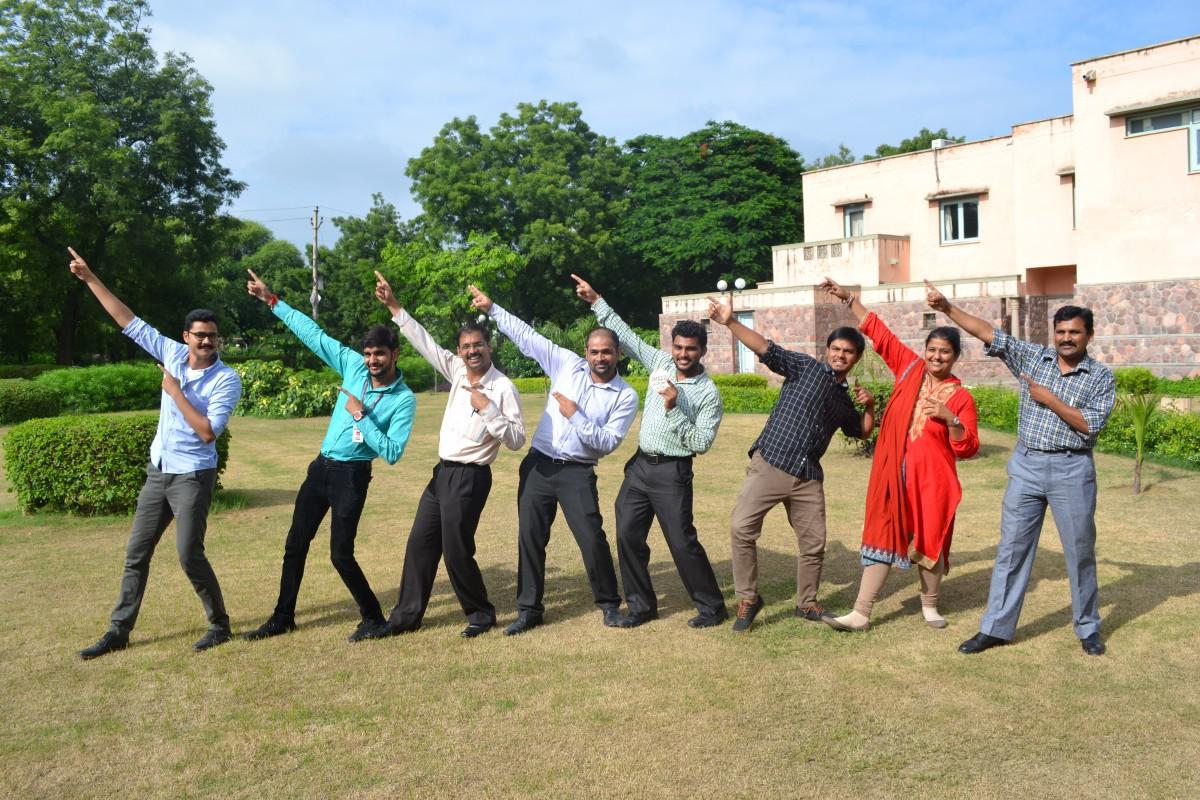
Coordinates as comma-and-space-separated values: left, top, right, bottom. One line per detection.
309, 205, 323, 319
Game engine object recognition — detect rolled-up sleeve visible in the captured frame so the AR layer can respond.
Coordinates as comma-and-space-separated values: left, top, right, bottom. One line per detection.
206, 369, 242, 438
1081, 370, 1117, 436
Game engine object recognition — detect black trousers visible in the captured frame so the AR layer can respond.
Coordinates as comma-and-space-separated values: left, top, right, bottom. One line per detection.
273, 455, 384, 624
616, 451, 724, 617
389, 461, 495, 629
515, 450, 620, 617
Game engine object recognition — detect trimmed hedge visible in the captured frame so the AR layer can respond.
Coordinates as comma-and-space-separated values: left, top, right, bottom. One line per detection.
512, 376, 550, 394
711, 373, 768, 388
0, 364, 59, 379
0, 379, 62, 425
970, 385, 1020, 431
35, 363, 162, 412
4, 414, 231, 514
1114, 367, 1158, 395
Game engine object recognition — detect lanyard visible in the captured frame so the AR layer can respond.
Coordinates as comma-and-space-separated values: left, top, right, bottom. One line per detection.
358, 377, 387, 417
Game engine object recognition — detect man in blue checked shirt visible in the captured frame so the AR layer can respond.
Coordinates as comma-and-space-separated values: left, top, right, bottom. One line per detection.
926, 281, 1116, 657
573, 274, 728, 630
469, 284, 639, 635
68, 248, 243, 660
242, 270, 415, 644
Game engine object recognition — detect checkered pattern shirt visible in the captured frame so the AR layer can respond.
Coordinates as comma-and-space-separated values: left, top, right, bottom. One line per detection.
751, 341, 863, 481
985, 328, 1116, 451
593, 299, 723, 457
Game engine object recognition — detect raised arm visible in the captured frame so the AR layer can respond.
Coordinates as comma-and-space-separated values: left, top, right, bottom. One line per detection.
68, 247, 134, 328
247, 269, 353, 375
819, 276, 869, 323
574, 274, 670, 373
925, 279, 994, 346
469, 284, 576, 379
375, 270, 457, 380
707, 295, 767, 356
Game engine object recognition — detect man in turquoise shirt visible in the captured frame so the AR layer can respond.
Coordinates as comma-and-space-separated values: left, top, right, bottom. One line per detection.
242, 270, 416, 643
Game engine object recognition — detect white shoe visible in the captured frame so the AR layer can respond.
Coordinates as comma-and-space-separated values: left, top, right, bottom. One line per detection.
824, 612, 870, 632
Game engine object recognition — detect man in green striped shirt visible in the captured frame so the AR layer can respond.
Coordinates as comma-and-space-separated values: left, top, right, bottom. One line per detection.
573, 275, 726, 629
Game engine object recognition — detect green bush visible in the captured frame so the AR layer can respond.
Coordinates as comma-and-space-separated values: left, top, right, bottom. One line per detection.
397, 356, 434, 393
720, 386, 782, 414
0, 364, 59, 379
1158, 376, 1200, 397
970, 385, 1020, 431
1143, 411, 1200, 469
512, 376, 550, 394
4, 414, 231, 514
35, 363, 162, 412
231, 360, 340, 418
711, 373, 768, 388
1114, 367, 1158, 395
0, 379, 62, 425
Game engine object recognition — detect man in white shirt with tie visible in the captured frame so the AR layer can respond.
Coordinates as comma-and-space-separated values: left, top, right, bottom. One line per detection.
469, 285, 639, 635
373, 273, 526, 639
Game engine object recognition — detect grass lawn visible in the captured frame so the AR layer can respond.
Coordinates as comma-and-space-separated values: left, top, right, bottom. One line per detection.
1, 394, 1198, 799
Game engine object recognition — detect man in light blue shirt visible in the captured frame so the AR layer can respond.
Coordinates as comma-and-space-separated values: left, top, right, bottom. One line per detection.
469, 285, 639, 635
242, 270, 416, 644
68, 248, 243, 660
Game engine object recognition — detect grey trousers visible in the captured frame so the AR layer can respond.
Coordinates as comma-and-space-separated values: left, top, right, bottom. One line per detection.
109, 463, 229, 635
980, 444, 1100, 641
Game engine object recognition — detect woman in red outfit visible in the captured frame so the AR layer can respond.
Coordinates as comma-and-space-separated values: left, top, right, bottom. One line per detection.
819, 277, 979, 631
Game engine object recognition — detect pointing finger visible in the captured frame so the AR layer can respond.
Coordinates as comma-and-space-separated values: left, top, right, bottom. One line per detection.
374, 270, 387, 283
67, 246, 81, 260
247, 268, 261, 282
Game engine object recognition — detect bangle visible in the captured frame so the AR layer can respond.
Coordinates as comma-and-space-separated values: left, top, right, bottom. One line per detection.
267, 293, 278, 309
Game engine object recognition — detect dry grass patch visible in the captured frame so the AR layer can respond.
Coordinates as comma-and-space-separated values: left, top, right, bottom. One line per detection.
1, 395, 1198, 799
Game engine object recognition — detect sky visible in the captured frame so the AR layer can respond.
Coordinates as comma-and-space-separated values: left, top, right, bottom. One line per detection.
145, 0, 1199, 249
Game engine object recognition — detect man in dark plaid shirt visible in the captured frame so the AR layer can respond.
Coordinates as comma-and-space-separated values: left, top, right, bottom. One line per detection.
927, 282, 1116, 656
709, 296, 875, 632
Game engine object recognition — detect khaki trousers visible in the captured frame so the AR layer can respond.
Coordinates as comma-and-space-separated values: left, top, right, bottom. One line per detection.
729, 451, 827, 604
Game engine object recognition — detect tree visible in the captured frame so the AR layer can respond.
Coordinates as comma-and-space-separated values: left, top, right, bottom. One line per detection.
811, 144, 857, 169
406, 101, 628, 324
862, 127, 965, 160
0, 0, 243, 364
379, 232, 528, 347
616, 121, 805, 312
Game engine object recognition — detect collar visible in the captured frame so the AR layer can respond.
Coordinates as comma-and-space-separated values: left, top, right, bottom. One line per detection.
820, 362, 849, 388
1039, 350, 1093, 375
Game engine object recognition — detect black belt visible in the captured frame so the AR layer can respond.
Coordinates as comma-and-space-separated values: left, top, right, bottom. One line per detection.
316, 454, 371, 470
531, 449, 593, 466
439, 459, 489, 469
637, 449, 693, 465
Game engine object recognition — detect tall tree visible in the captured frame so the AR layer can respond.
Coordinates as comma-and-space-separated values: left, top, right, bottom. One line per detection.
616, 121, 805, 312
863, 127, 965, 160
811, 143, 857, 169
0, 0, 243, 363
406, 101, 628, 324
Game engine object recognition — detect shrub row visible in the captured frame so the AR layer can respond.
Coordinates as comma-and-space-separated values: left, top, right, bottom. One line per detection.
231, 357, 435, 418
36, 363, 163, 412
0, 379, 62, 425
0, 364, 59, 379
4, 414, 231, 514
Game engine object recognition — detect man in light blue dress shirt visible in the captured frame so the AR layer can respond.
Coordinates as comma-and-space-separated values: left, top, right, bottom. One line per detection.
469, 285, 639, 635
68, 248, 243, 660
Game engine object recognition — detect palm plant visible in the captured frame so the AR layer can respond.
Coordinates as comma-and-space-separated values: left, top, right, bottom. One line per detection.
1119, 391, 1162, 495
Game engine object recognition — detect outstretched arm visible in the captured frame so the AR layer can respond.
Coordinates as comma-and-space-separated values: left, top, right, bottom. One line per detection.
574, 274, 670, 373
247, 268, 353, 374
376, 270, 456, 381
925, 279, 994, 346
707, 295, 768, 356
469, 284, 575, 379
68, 247, 134, 328
819, 276, 868, 323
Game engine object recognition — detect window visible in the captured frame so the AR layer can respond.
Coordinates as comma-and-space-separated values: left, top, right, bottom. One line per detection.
843, 204, 865, 237
940, 196, 979, 244
1192, 109, 1200, 173
922, 312, 937, 330
1126, 110, 1185, 135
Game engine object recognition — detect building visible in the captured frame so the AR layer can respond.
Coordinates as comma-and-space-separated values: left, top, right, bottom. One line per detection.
660, 35, 1200, 381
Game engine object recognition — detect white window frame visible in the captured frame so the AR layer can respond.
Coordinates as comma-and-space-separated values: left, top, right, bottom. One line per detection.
1191, 109, 1200, 173
1125, 108, 1188, 137
939, 196, 979, 245
843, 204, 865, 238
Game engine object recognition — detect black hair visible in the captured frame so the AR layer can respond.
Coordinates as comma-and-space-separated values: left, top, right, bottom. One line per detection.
671, 319, 707, 348
926, 326, 961, 356
183, 308, 218, 330
1054, 305, 1094, 334
826, 326, 865, 353
361, 325, 399, 351
587, 327, 619, 349
455, 320, 492, 347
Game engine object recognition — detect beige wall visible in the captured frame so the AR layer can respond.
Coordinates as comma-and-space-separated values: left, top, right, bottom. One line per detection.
1071, 38, 1200, 284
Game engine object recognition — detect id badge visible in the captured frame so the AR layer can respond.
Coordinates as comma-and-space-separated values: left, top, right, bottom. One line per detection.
352, 425, 364, 444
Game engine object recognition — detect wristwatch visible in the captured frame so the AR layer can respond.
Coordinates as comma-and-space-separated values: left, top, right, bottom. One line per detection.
949, 415, 962, 428
352, 410, 364, 422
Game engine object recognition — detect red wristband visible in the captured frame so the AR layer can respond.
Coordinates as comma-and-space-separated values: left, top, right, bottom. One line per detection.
267, 293, 278, 309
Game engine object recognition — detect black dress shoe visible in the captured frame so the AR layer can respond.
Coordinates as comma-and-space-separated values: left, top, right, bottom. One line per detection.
617, 610, 658, 629
503, 614, 543, 636
1080, 633, 1106, 656
958, 631, 1007, 654
460, 622, 494, 639
602, 607, 623, 628
78, 630, 129, 660
242, 616, 297, 641
193, 627, 232, 652
348, 619, 393, 642
687, 609, 728, 628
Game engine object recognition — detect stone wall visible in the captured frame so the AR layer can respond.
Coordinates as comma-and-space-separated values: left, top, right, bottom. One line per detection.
1073, 279, 1200, 377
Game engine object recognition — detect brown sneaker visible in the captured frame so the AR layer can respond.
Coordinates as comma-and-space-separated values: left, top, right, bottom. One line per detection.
795, 602, 831, 622
731, 595, 764, 632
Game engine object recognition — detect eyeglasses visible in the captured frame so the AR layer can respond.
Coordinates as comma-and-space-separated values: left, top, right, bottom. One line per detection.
458, 342, 488, 352
187, 331, 220, 342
